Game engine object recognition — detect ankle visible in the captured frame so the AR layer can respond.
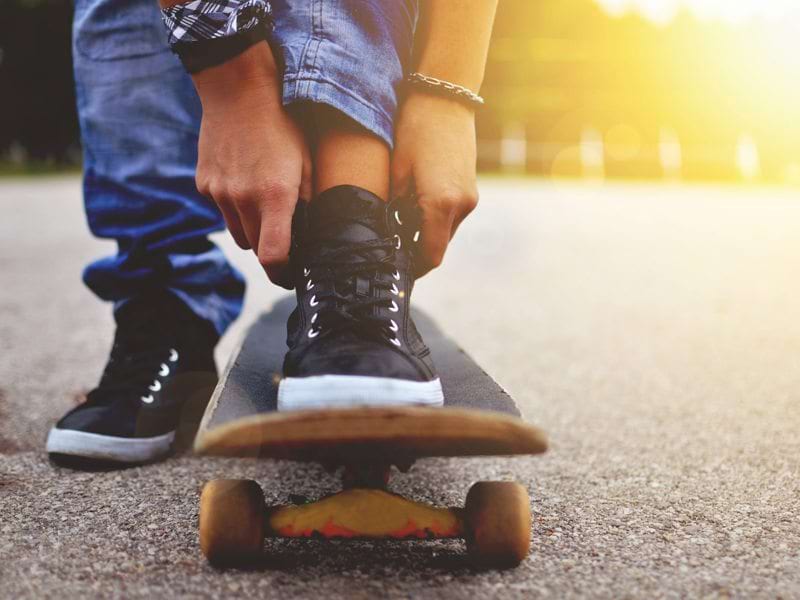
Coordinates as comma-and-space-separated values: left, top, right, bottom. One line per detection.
312, 107, 390, 201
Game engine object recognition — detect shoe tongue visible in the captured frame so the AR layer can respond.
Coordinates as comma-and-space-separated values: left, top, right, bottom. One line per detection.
306, 185, 387, 244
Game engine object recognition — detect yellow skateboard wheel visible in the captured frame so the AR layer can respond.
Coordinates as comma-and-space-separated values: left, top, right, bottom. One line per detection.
464, 481, 531, 568
199, 479, 265, 566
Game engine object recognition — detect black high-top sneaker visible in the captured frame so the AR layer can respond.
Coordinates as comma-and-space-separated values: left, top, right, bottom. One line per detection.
278, 185, 444, 411
46, 291, 218, 464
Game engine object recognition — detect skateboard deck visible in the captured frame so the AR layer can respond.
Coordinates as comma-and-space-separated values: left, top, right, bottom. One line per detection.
194, 297, 548, 568
195, 297, 547, 463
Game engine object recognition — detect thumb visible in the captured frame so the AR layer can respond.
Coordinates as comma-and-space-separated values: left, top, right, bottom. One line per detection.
416, 199, 455, 277
390, 152, 414, 201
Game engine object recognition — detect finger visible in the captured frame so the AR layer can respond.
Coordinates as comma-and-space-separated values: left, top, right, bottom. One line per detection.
256, 188, 297, 289
390, 153, 414, 201
216, 200, 251, 250
230, 192, 263, 252
416, 201, 455, 278
198, 181, 250, 250
299, 146, 313, 203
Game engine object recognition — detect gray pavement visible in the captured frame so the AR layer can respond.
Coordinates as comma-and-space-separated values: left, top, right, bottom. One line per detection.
1, 176, 799, 598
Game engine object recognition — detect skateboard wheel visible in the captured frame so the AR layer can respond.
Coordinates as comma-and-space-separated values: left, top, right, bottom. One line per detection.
199, 479, 265, 566
464, 481, 531, 568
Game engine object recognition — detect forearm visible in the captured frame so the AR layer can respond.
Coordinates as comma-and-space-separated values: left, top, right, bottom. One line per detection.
413, 0, 498, 92
191, 42, 280, 113
157, 0, 278, 107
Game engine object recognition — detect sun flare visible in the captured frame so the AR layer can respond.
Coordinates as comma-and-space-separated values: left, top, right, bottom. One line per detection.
591, 0, 800, 166
596, 0, 800, 27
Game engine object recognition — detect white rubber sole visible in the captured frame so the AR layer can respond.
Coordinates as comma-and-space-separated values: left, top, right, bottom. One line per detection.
45, 427, 175, 463
277, 375, 444, 411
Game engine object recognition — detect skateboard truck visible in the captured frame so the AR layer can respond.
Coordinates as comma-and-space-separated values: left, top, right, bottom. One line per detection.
199, 473, 532, 569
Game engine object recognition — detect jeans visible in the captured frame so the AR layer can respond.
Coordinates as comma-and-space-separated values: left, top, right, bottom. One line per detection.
73, 0, 417, 336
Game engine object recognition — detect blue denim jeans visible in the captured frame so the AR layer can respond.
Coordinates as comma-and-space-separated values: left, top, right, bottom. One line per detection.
73, 0, 418, 336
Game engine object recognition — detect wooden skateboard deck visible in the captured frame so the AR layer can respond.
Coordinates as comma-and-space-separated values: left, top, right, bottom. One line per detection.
195, 297, 548, 463
194, 297, 547, 568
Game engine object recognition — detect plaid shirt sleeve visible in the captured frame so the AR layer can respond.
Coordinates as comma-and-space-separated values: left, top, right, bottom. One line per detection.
161, 0, 272, 47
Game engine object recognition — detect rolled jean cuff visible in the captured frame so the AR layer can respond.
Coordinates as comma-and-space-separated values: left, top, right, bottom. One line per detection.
283, 77, 394, 149
173, 25, 268, 74
268, 0, 417, 150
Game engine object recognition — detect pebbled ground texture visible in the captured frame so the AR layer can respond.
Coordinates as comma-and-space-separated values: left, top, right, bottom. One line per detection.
1, 176, 799, 598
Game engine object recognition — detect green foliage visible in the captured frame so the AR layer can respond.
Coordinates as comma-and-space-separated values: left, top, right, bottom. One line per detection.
9, 0, 66, 8
0, 0, 78, 166
2, 0, 797, 181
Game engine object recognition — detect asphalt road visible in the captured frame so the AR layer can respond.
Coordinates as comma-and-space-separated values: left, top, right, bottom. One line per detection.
1, 176, 799, 598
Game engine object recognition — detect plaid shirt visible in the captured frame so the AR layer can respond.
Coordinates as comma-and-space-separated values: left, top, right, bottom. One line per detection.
161, 0, 272, 47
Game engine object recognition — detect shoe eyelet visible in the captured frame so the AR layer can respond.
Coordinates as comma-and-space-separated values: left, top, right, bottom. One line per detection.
310, 294, 319, 307
389, 319, 399, 332
141, 394, 154, 404
159, 363, 170, 377
308, 328, 320, 339
149, 380, 162, 392
393, 270, 401, 281
311, 312, 318, 324
169, 348, 179, 362
394, 210, 403, 226
391, 283, 400, 295
389, 300, 399, 313
413, 230, 421, 243
303, 267, 310, 277
390, 337, 401, 347
394, 235, 402, 250
306, 279, 314, 291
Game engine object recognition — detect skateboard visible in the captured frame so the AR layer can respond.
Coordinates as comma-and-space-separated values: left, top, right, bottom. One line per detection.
194, 297, 548, 568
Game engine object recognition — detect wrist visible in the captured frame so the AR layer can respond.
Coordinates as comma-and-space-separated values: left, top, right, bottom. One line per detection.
406, 73, 484, 109
411, 0, 496, 94
413, 70, 483, 96
414, 51, 486, 93
192, 42, 281, 112
403, 89, 476, 120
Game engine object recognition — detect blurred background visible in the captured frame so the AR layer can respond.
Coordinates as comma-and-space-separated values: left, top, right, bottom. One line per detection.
5, 4, 800, 595
1, 0, 799, 184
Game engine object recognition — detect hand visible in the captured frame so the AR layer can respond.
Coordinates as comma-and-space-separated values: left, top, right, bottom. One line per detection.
193, 44, 312, 288
391, 92, 479, 277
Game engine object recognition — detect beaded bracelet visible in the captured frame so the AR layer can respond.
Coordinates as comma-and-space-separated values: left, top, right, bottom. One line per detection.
407, 72, 485, 108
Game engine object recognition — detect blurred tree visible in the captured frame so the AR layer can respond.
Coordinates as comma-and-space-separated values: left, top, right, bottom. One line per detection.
0, 0, 78, 166
1, 0, 798, 182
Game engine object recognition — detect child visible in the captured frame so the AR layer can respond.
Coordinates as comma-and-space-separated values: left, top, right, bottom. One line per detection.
47, 0, 497, 464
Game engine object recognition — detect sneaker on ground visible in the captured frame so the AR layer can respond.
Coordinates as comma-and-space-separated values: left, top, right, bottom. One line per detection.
46, 291, 218, 465
278, 185, 444, 411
